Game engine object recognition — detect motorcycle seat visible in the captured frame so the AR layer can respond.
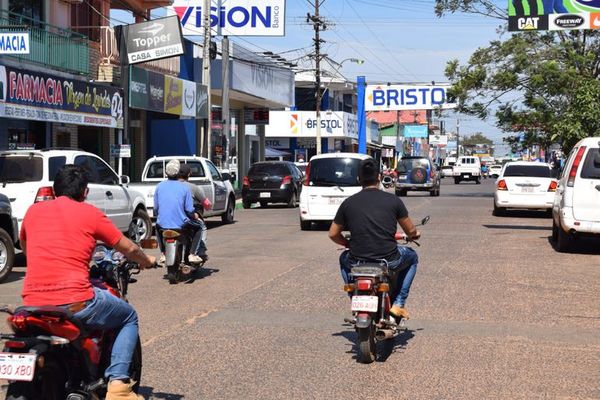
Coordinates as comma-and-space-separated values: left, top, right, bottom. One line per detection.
350, 264, 388, 277
14, 305, 87, 332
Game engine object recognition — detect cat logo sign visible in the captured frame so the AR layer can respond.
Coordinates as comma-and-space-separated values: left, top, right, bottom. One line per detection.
518, 17, 540, 30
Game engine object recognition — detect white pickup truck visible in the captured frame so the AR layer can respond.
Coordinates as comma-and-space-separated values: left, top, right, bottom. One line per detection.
128, 156, 236, 224
452, 156, 482, 184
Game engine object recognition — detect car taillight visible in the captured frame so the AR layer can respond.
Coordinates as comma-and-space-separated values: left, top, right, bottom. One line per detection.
497, 179, 508, 191
281, 175, 292, 185
356, 279, 372, 291
35, 186, 55, 203
242, 176, 250, 187
303, 163, 311, 186
567, 146, 586, 187
548, 181, 558, 192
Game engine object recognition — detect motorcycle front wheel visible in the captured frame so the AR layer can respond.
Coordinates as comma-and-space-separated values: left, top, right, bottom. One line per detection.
357, 325, 376, 364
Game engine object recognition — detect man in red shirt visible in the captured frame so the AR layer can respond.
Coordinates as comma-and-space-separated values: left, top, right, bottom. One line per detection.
20, 165, 155, 400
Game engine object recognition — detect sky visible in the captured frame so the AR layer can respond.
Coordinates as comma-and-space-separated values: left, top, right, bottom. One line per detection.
114, 0, 512, 154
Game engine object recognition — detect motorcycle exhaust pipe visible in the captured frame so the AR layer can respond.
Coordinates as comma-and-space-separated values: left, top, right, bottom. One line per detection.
375, 329, 394, 341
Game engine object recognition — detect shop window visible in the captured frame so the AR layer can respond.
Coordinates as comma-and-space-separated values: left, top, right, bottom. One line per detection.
9, 0, 43, 26
55, 130, 71, 148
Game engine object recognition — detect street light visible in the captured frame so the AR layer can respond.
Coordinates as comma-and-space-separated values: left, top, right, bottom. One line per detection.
316, 58, 365, 155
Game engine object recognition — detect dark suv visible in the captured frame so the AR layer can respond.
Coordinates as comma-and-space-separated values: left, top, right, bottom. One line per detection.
242, 162, 304, 208
0, 193, 18, 283
395, 156, 441, 197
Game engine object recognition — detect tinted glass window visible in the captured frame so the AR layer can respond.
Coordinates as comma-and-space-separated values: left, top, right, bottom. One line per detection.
206, 161, 221, 181
0, 155, 43, 182
580, 149, 600, 179
146, 161, 165, 179
74, 155, 118, 184
184, 161, 206, 178
397, 158, 430, 173
308, 158, 362, 187
504, 165, 551, 178
48, 156, 66, 180
249, 163, 290, 176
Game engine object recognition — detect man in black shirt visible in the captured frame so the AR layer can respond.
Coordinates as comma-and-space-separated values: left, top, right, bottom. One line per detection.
328, 158, 420, 320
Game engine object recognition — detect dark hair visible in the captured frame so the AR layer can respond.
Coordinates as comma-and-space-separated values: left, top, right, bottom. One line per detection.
178, 163, 192, 180
358, 159, 379, 187
53, 164, 89, 201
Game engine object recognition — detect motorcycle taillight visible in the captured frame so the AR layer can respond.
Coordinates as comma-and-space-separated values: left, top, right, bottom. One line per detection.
356, 279, 372, 291
9, 314, 28, 332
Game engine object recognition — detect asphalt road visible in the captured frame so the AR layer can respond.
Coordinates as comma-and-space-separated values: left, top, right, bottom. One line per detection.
2, 178, 600, 399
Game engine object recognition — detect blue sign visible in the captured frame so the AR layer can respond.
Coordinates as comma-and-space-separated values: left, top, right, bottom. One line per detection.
403, 125, 428, 138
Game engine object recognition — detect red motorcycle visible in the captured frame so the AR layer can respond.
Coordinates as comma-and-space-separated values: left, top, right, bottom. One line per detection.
344, 216, 429, 363
0, 240, 156, 400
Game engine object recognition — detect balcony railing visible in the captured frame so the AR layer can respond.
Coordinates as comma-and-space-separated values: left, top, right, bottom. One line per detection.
100, 26, 180, 76
0, 9, 90, 76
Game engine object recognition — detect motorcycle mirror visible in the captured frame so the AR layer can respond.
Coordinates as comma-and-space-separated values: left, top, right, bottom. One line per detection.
420, 216, 430, 226
139, 238, 158, 249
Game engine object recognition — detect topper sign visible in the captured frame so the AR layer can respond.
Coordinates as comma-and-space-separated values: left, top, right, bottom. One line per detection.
169, 0, 286, 36
117, 16, 184, 65
365, 84, 457, 111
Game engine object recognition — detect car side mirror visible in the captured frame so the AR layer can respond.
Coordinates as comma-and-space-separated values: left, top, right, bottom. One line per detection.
120, 175, 130, 185
221, 172, 231, 182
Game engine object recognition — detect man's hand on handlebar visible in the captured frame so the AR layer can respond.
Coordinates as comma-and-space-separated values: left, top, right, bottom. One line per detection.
139, 254, 157, 270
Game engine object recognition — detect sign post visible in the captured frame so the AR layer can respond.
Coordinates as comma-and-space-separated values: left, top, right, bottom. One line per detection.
357, 76, 367, 154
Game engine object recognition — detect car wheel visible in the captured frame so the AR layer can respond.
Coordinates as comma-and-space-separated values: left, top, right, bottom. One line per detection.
454, 178, 460, 185
242, 199, 252, 209
429, 189, 436, 197
492, 203, 505, 217
552, 219, 559, 242
129, 209, 152, 243
221, 198, 235, 224
300, 219, 312, 231
435, 188, 441, 197
260, 201, 268, 208
556, 222, 572, 253
0, 228, 15, 283
396, 189, 407, 197
475, 178, 481, 184
287, 191, 297, 208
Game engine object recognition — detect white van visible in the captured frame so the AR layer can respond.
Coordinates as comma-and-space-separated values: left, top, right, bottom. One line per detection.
552, 137, 600, 252
299, 153, 372, 230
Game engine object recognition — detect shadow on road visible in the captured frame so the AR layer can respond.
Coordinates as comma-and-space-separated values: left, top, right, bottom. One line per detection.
546, 236, 600, 255
333, 325, 417, 363
441, 192, 494, 198
139, 387, 184, 399
161, 268, 220, 284
492, 210, 552, 219
3, 269, 25, 284
483, 224, 551, 231
205, 220, 237, 230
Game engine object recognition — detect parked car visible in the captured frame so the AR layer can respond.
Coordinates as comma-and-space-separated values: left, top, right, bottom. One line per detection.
394, 156, 441, 197
441, 165, 454, 178
489, 164, 503, 178
294, 162, 308, 177
452, 156, 481, 184
0, 193, 18, 283
242, 161, 303, 209
299, 153, 371, 230
127, 156, 236, 224
493, 162, 556, 216
0, 149, 151, 243
552, 137, 600, 252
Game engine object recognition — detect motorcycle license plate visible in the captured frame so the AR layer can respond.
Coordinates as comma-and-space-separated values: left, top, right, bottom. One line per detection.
351, 296, 379, 312
0, 353, 36, 381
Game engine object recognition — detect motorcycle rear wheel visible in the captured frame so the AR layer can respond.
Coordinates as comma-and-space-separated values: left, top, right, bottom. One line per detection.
357, 325, 376, 364
5, 355, 66, 400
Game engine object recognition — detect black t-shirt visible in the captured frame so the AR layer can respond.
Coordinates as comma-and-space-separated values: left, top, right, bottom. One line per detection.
334, 188, 408, 261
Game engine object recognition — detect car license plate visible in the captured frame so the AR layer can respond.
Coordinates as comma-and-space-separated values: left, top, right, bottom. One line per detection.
351, 295, 379, 312
328, 197, 343, 205
462, 174, 469, 178
0, 353, 36, 381
521, 187, 534, 193
259, 192, 271, 198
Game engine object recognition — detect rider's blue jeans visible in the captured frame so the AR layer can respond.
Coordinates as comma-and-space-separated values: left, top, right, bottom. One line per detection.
339, 245, 418, 307
74, 287, 139, 381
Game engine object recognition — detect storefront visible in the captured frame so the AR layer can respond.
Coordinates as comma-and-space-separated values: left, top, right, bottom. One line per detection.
0, 62, 123, 156
265, 111, 359, 160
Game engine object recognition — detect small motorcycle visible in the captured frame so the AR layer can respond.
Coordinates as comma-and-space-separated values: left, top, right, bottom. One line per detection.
0, 240, 157, 400
161, 228, 205, 284
381, 175, 394, 189
344, 216, 430, 363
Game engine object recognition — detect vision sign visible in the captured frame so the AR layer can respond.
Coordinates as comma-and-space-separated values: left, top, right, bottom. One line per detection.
117, 16, 184, 65
365, 84, 456, 111
169, 0, 286, 36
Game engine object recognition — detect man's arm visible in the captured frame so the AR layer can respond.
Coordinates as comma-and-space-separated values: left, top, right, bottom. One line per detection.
328, 222, 349, 247
20, 239, 26, 256
398, 217, 420, 241
113, 236, 156, 269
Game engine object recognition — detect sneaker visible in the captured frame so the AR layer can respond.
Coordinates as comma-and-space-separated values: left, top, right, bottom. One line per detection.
188, 254, 204, 264
106, 380, 144, 400
389, 305, 409, 320
159, 254, 165, 264
200, 254, 209, 262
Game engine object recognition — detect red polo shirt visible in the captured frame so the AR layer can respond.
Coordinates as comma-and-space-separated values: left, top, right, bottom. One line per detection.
20, 196, 123, 306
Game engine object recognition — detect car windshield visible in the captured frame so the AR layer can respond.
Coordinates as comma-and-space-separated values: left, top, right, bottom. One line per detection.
0, 155, 43, 183
397, 158, 429, 173
503, 165, 551, 178
580, 149, 600, 179
249, 163, 289, 176
309, 158, 362, 187
146, 161, 206, 179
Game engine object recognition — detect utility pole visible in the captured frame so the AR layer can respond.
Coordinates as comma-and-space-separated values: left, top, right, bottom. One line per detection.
308, 1, 325, 155
456, 118, 460, 157
201, 0, 212, 159
222, 36, 230, 170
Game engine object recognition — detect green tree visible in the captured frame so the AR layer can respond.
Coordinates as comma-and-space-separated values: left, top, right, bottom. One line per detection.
462, 132, 493, 147
435, 0, 600, 153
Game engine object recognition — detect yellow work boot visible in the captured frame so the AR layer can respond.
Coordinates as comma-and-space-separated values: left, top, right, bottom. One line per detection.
390, 305, 409, 320
106, 380, 144, 400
